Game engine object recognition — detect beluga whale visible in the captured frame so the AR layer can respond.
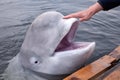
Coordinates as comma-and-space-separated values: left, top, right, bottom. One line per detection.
3, 11, 95, 80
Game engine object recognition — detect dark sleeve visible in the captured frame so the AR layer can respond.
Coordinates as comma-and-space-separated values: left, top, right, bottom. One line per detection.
97, 0, 120, 10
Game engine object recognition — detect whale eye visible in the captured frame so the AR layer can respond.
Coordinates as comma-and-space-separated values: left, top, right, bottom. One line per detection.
34, 61, 38, 64
30, 57, 39, 64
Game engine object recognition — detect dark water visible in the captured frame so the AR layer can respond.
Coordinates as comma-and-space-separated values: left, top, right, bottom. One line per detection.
0, 0, 120, 79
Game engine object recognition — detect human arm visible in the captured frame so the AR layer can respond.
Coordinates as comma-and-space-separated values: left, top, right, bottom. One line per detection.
63, 0, 120, 22
63, 2, 103, 22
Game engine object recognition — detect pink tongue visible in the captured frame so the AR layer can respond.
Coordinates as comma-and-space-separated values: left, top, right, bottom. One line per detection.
55, 21, 79, 52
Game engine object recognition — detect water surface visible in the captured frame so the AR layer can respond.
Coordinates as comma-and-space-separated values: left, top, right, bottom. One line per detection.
0, 0, 120, 79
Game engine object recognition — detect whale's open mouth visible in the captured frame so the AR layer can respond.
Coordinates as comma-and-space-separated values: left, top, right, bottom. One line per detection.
55, 21, 93, 52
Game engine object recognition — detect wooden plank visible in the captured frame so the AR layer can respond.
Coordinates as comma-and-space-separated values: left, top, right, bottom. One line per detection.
95, 63, 120, 80
104, 65, 120, 80
64, 55, 116, 80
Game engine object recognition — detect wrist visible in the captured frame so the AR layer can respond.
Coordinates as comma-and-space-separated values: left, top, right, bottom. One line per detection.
87, 2, 103, 16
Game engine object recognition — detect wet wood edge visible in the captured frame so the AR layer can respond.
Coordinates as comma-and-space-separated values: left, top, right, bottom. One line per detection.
92, 46, 120, 80
109, 46, 120, 60
104, 63, 120, 80
95, 63, 120, 80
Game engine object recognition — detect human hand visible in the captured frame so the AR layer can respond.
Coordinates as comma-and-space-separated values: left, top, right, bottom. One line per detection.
63, 2, 103, 22
63, 10, 94, 22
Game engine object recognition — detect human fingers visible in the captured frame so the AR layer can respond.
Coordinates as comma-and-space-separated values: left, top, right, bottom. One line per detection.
63, 14, 74, 19
63, 13, 80, 19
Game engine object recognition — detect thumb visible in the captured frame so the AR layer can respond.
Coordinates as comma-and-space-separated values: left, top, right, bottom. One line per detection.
79, 18, 85, 22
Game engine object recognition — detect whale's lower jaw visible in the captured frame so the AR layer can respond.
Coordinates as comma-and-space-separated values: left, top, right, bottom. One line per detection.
30, 42, 95, 75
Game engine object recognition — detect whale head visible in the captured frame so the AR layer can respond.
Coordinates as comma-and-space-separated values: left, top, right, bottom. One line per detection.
19, 11, 95, 75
